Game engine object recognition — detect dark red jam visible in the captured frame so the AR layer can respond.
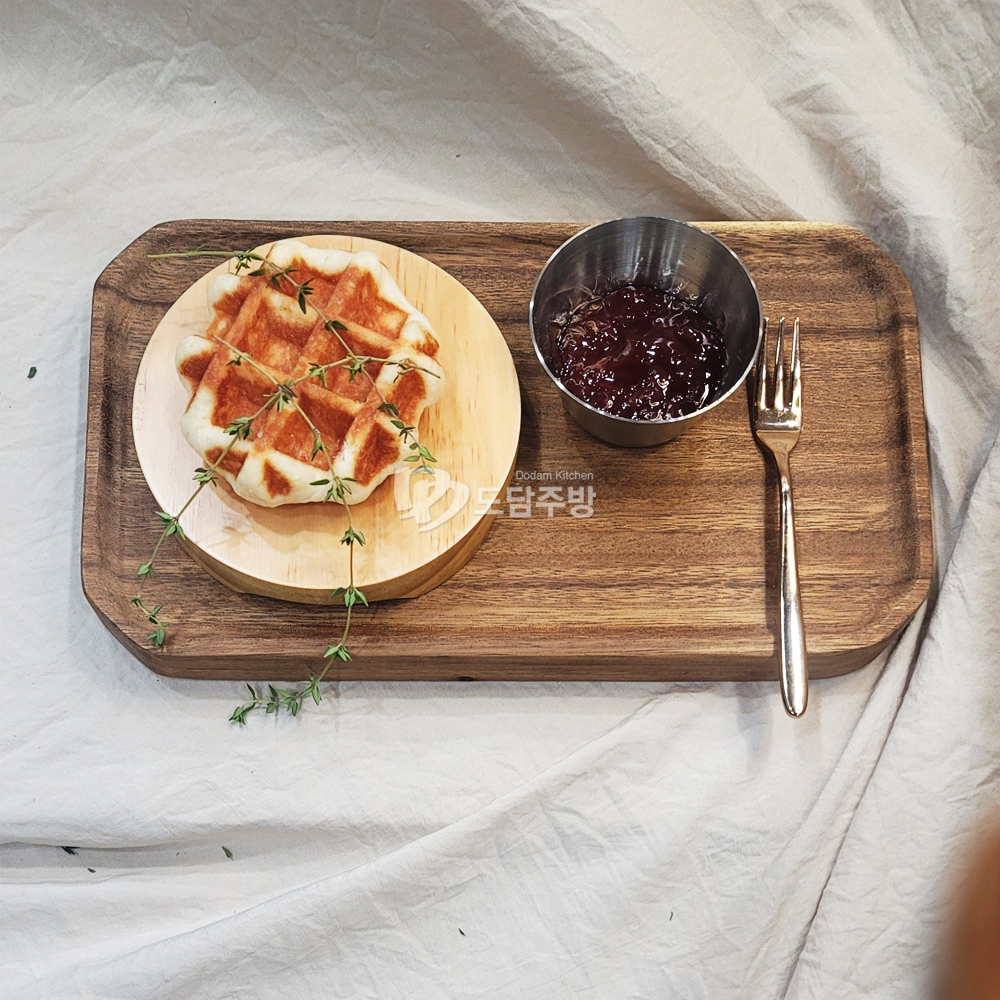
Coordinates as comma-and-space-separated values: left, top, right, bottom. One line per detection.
552, 283, 728, 421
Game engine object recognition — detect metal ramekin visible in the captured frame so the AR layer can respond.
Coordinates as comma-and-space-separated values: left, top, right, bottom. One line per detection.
529, 217, 763, 447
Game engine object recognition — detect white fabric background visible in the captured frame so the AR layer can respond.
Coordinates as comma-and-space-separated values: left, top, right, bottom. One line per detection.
2, 1, 999, 997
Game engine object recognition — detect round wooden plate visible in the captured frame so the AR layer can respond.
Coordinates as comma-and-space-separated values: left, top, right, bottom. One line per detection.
132, 234, 520, 604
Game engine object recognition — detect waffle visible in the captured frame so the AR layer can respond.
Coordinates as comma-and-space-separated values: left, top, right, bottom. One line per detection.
175, 239, 445, 507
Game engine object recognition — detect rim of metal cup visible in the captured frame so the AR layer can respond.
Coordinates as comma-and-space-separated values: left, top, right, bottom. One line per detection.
528, 217, 764, 430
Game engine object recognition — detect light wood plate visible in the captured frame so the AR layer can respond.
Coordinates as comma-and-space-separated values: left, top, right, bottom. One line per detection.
131, 235, 520, 603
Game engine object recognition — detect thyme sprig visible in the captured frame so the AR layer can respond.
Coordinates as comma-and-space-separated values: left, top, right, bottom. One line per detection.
141, 244, 441, 722
131, 395, 274, 643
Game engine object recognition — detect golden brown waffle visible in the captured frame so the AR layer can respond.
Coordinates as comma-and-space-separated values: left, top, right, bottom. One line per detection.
175, 239, 444, 507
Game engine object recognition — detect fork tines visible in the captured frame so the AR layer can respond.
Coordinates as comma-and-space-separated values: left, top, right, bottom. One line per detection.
756, 316, 801, 416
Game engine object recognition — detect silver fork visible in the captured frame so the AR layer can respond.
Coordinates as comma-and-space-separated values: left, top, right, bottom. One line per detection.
753, 317, 808, 718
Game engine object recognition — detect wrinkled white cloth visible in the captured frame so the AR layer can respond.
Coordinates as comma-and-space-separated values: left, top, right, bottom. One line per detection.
2, 1, 999, 997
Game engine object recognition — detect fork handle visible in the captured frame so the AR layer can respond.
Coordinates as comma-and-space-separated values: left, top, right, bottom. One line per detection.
776, 453, 808, 717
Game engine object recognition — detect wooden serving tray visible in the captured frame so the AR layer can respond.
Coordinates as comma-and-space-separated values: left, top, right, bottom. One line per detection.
83, 220, 933, 682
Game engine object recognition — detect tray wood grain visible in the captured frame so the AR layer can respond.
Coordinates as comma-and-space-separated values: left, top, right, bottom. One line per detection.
83, 220, 933, 682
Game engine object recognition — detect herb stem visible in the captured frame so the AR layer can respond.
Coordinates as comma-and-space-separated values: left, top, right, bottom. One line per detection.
137, 436, 229, 597
148, 250, 250, 259
133, 391, 274, 606
212, 335, 278, 382
287, 396, 363, 637
142, 243, 440, 721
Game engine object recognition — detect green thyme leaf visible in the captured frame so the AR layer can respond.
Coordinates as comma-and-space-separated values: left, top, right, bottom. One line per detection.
306, 362, 328, 388
225, 416, 254, 439
342, 586, 368, 609
229, 702, 256, 725
304, 676, 323, 704
194, 467, 219, 485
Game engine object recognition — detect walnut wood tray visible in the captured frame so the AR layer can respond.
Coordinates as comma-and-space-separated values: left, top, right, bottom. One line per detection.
83, 220, 933, 682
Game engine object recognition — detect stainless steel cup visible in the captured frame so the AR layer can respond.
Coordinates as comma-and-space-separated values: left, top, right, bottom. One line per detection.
529, 217, 763, 447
